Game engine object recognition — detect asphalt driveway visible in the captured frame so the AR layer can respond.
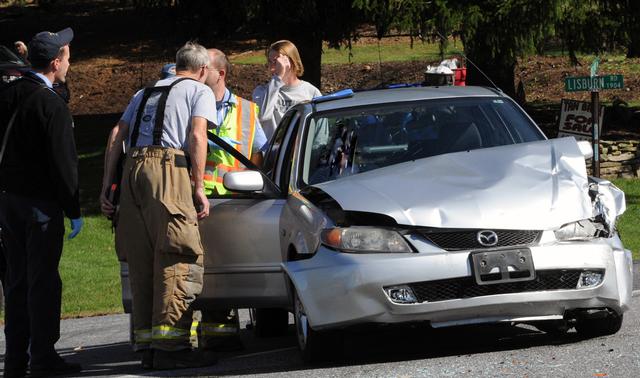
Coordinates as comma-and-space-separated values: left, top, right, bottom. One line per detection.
1, 262, 638, 376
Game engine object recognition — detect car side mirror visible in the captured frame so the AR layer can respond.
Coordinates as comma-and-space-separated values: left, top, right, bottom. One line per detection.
577, 140, 593, 159
223, 171, 265, 192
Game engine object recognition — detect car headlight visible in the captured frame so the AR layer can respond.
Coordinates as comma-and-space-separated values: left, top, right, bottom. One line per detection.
554, 219, 607, 241
321, 227, 413, 253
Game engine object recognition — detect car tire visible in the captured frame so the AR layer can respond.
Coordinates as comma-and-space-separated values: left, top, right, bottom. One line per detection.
574, 312, 623, 337
293, 290, 342, 363
250, 308, 289, 337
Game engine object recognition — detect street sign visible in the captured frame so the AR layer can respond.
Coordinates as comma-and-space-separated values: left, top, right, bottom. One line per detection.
564, 74, 624, 92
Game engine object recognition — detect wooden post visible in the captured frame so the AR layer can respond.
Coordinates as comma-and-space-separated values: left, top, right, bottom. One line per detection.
591, 88, 600, 177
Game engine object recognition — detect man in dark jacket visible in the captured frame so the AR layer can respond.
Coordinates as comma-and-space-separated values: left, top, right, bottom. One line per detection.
0, 28, 83, 378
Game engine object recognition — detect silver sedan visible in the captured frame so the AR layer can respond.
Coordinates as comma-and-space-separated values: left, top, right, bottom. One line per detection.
121, 86, 632, 362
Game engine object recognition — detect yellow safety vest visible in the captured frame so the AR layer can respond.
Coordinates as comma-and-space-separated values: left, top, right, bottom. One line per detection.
204, 94, 258, 195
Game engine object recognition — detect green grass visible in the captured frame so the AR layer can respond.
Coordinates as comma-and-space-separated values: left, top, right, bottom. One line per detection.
60, 215, 121, 318
232, 39, 464, 65
612, 178, 640, 260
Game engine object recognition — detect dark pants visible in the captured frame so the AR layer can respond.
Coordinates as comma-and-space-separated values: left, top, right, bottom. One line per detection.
0, 191, 64, 370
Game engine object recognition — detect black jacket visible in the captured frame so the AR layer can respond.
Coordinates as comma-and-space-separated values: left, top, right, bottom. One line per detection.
0, 73, 80, 219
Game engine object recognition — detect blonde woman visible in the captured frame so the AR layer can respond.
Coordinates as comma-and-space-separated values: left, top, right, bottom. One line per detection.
252, 40, 321, 138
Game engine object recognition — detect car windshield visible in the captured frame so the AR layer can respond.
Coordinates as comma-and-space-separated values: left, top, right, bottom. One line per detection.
302, 96, 545, 185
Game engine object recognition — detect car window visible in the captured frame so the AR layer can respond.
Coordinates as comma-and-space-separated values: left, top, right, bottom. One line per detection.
274, 112, 301, 190
303, 97, 545, 186
263, 110, 296, 181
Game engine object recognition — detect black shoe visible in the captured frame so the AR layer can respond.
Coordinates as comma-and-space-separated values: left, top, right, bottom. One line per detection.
141, 349, 154, 370
152, 348, 217, 370
29, 358, 82, 378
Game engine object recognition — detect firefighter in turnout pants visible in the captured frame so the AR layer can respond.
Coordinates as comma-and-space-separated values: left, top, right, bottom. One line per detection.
197, 48, 267, 350
100, 41, 217, 370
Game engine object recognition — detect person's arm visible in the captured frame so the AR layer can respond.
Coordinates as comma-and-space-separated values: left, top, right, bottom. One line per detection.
250, 117, 268, 168
189, 116, 209, 219
250, 152, 263, 167
100, 120, 128, 217
46, 101, 81, 219
252, 83, 281, 139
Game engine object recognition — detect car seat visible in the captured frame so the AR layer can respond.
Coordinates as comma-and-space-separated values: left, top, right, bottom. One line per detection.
439, 121, 483, 154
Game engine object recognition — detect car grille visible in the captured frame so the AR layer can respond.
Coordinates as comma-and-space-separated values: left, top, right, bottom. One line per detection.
418, 229, 541, 251
409, 269, 596, 303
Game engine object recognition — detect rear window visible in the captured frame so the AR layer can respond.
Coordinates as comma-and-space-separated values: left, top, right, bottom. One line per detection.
302, 96, 545, 185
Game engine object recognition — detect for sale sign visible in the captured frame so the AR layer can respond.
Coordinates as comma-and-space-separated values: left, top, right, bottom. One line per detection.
557, 99, 604, 141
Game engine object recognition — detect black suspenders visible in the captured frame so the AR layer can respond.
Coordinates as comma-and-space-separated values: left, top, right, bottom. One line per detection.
130, 77, 194, 147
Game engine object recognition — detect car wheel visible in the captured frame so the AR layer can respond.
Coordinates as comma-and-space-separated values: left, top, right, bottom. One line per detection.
250, 308, 289, 337
575, 312, 623, 337
294, 290, 342, 363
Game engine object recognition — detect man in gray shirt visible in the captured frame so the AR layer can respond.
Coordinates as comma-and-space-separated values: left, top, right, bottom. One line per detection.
100, 41, 217, 370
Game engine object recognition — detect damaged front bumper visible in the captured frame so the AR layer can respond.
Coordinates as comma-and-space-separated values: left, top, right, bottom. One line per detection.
284, 237, 632, 331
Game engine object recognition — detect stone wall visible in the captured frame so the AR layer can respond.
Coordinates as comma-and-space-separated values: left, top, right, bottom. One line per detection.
586, 140, 640, 178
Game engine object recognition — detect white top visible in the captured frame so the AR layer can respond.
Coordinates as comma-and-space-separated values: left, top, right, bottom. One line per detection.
252, 76, 321, 139
121, 77, 216, 150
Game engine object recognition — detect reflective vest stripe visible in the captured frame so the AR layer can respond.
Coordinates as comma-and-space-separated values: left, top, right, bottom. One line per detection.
247, 103, 256, 157
199, 322, 239, 336
134, 329, 152, 344
152, 325, 190, 340
204, 94, 258, 195
234, 99, 243, 170
190, 321, 199, 337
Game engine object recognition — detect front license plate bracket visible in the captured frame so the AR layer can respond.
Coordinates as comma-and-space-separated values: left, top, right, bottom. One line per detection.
471, 248, 535, 285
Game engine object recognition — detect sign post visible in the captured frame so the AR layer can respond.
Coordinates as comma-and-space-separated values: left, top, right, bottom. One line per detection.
564, 59, 624, 177
590, 58, 600, 177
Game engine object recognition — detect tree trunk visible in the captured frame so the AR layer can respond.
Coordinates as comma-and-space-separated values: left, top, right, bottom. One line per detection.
627, 43, 640, 58
290, 32, 324, 91
465, 54, 516, 99
627, 30, 640, 57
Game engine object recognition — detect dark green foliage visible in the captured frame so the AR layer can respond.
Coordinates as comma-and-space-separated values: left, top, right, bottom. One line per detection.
455, 0, 560, 96
606, 0, 640, 57
557, 1, 623, 65
111, 0, 640, 93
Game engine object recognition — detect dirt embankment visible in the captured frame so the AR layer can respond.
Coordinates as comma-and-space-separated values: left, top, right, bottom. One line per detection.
66, 59, 431, 116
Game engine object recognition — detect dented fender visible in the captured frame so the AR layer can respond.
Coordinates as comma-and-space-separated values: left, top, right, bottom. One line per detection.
590, 177, 626, 234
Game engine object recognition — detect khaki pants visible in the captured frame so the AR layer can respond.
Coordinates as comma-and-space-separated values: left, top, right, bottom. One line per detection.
115, 147, 204, 352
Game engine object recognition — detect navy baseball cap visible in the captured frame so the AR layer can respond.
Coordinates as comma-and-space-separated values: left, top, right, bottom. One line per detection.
28, 27, 74, 66
161, 63, 176, 79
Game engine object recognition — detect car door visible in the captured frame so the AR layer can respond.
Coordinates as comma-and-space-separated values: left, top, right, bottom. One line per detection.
197, 110, 302, 310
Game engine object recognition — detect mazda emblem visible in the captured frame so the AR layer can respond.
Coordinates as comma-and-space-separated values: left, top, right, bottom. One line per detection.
477, 230, 498, 247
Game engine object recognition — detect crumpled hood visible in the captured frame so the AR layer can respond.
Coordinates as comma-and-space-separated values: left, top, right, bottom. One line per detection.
314, 137, 593, 230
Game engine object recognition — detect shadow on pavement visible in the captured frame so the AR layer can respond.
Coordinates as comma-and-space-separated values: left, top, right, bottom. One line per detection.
43, 323, 592, 377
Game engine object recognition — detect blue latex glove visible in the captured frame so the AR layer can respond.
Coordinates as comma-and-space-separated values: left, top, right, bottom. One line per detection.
208, 137, 241, 151
68, 217, 84, 240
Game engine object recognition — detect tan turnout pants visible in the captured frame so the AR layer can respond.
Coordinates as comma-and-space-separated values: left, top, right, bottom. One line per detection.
115, 146, 204, 352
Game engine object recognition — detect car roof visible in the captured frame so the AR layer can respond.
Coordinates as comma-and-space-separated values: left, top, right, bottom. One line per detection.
0, 45, 28, 71
312, 85, 506, 112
